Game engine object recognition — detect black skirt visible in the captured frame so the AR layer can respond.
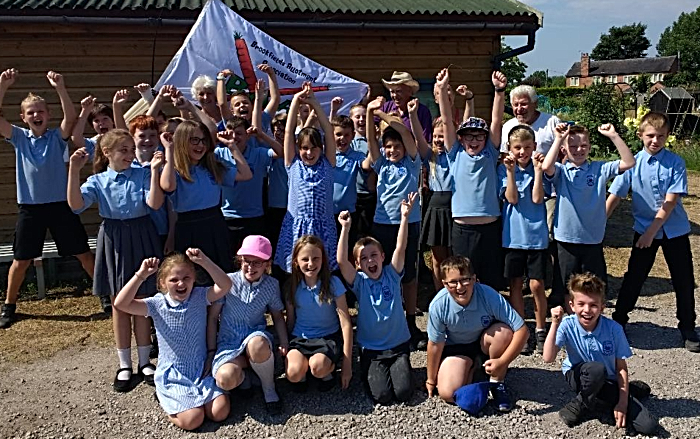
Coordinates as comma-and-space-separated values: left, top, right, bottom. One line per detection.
420, 191, 453, 247
175, 206, 233, 274
288, 331, 343, 365
94, 216, 162, 298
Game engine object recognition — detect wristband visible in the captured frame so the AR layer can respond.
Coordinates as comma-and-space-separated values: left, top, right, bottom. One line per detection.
465, 96, 474, 101
426, 380, 436, 386
495, 87, 507, 93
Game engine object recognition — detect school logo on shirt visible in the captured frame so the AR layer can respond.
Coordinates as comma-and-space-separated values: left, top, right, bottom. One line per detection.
382, 286, 393, 301
602, 340, 614, 355
586, 174, 595, 187
481, 315, 491, 327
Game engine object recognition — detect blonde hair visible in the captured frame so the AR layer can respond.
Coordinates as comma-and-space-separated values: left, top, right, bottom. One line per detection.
172, 120, 228, 184
157, 253, 195, 293
94, 129, 133, 174
429, 117, 451, 178
638, 112, 670, 135
567, 272, 606, 302
20, 93, 47, 113
507, 124, 536, 146
352, 236, 383, 266
287, 236, 332, 307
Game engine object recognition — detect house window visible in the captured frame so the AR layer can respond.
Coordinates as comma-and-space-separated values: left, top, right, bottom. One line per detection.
570, 77, 579, 86
593, 77, 603, 85
606, 75, 617, 84
623, 75, 637, 83
650, 73, 665, 82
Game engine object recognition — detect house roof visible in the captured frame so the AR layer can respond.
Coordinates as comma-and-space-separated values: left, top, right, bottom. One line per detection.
566, 56, 677, 77
0, 0, 542, 22
654, 87, 693, 100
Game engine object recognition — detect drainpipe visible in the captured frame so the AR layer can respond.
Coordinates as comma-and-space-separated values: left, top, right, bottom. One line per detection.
492, 27, 536, 71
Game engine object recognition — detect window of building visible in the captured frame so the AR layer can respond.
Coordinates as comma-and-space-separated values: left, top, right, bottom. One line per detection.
650, 73, 665, 82
570, 77, 579, 86
593, 76, 603, 85
606, 75, 617, 84
623, 75, 637, 83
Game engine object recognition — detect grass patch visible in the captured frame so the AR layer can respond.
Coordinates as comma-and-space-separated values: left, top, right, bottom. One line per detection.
674, 141, 700, 172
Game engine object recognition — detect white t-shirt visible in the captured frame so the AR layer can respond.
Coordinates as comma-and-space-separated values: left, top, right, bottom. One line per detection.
500, 112, 561, 155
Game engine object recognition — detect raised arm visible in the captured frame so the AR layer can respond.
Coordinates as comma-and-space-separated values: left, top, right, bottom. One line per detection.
216, 69, 234, 122
598, 124, 636, 172
47, 71, 76, 140
503, 155, 519, 205
134, 83, 155, 104
159, 132, 177, 192
542, 306, 564, 362
336, 211, 358, 285
543, 123, 569, 177
172, 88, 218, 139
258, 64, 280, 115
67, 148, 90, 211
305, 85, 336, 166
146, 85, 171, 118
329, 96, 343, 120
284, 91, 303, 167
186, 248, 233, 302
112, 89, 129, 130
489, 71, 507, 148
391, 192, 417, 274
435, 68, 456, 150
376, 110, 417, 159
249, 125, 283, 158
365, 97, 384, 164
147, 151, 165, 210
252, 78, 266, 133
71, 96, 96, 150
0, 69, 17, 139
216, 130, 252, 181
455, 85, 474, 122
114, 257, 158, 316
408, 98, 431, 160
532, 152, 545, 204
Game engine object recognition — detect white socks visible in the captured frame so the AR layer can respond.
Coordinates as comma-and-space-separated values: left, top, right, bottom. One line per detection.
116, 348, 132, 380
137, 345, 154, 376
249, 354, 278, 403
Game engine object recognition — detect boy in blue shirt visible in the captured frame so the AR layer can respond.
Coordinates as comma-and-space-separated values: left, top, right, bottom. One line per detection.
426, 255, 529, 412
0, 68, 95, 329
337, 192, 417, 404
606, 111, 699, 352
349, 104, 377, 238
332, 115, 369, 248
544, 273, 657, 434
542, 123, 635, 308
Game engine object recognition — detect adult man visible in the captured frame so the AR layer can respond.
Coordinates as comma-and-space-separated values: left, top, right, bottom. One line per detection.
381, 71, 432, 142
500, 85, 560, 155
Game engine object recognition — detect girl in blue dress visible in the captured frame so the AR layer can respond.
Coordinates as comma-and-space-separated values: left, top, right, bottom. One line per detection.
114, 249, 233, 431
284, 235, 353, 392
274, 83, 338, 273
209, 235, 288, 415
67, 129, 164, 392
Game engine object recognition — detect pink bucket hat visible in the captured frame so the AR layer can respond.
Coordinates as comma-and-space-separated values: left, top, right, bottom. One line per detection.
237, 235, 272, 260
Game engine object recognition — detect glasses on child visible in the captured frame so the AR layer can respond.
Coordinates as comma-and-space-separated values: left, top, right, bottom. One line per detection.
445, 276, 475, 288
462, 134, 487, 141
189, 137, 206, 146
241, 259, 264, 268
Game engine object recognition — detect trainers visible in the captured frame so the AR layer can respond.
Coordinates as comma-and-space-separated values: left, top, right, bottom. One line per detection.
680, 328, 700, 353
629, 380, 651, 400
0, 304, 17, 329
100, 296, 112, 316
521, 340, 533, 355
536, 331, 547, 355
489, 382, 513, 412
559, 397, 584, 427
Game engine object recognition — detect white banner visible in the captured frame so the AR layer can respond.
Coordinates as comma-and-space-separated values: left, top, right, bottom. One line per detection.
156, 0, 368, 116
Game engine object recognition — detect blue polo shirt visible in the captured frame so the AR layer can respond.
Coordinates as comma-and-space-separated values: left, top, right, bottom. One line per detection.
75, 166, 151, 219
498, 162, 549, 250
351, 136, 373, 194
267, 157, 288, 209
548, 160, 619, 244
216, 143, 273, 218
333, 148, 365, 214
292, 276, 346, 339
352, 265, 411, 350
132, 161, 169, 235
424, 150, 452, 192
9, 126, 68, 204
447, 141, 500, 218
609, 148, 690, 239
556, 314, 632, 380
427, 283, 524, 345
373, 153, 421, 224
170, 163, 237, 213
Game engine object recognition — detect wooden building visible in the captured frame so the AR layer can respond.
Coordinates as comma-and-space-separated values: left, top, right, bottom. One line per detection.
0, 0, 541, 244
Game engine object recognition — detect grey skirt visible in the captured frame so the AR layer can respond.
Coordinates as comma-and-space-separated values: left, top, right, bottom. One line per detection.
94, 216, 162, 298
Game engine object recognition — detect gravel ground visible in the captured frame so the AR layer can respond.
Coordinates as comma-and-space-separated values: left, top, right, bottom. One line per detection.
1, 291, 699, 439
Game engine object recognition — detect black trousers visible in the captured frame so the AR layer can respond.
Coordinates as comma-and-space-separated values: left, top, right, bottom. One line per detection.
553, 241, 607, 296
565, 362, 657, 435
360, 342, 413, 405
451, 220, 504, 291
613, 232, 696, 330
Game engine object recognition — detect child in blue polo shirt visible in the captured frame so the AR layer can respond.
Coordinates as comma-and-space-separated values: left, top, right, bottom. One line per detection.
544, 273, 657, 434
366, 96, 424, 350
426, 255, 528, 412
542, 123, 635, 308
499, 125, 549, 354
435, 67, 507, 291
332, 115, 369, 248
337, 192, 417, 404
267, 113, 289, 257
606, 111, 699, 352
349, 104, 377, 238
0, 68, 95, 329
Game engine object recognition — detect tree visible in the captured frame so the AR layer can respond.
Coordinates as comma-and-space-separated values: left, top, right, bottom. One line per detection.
628, 73, 652, 95
500, 41, 527, 87
523, 70, 548, 87
657, 6, 700, 85
549, 76, 566, 87
574, 83, 626, 157
591, 23, 651, 60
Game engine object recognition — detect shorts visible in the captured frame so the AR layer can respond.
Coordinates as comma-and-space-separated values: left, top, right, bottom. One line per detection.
288, 331, 344, 365
372, 222, 420, 283
504, 248, 548, 280
440, 340, 487, 363
13, 202, 90, 260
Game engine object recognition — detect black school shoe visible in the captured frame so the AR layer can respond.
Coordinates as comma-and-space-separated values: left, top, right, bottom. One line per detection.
680, 327, 700, 353
100, 296, 112, 316
629, 380, 652, 400
536, 330, 547, 355
559, 397, 584, 427
489, 382, 513, 412
139, 363, 156, 386
113, 368, 141, 392
409, 328, 428, 351
317, 374, 337, 392
0, 304, 17, 329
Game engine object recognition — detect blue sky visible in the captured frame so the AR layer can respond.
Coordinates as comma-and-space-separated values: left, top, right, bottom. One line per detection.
504, 0, 699, 77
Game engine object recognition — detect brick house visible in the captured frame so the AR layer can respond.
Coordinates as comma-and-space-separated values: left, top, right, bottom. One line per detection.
565, 53, 679, 90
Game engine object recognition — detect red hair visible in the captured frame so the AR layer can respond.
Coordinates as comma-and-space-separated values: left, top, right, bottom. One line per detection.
128, 115, 159, 135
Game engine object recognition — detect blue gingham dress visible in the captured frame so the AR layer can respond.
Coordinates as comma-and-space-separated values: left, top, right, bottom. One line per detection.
212, 272, 284, 376
144, 287, 223, 415
274, 155, 339, 272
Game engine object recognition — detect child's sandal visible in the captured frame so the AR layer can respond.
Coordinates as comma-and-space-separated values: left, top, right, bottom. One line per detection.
139, 363, 156, 386
113, 367, 138, 393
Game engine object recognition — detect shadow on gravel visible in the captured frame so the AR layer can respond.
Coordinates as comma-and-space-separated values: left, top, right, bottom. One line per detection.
625, 322, 685, 350
606, 274, 676, 300
503, 367, 571, 416
648, 395, 700, 420
19, 312, 109, 323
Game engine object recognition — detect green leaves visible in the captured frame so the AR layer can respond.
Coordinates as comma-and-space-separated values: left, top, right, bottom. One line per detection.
657, 6, 700, 86
591, 23, 651, 61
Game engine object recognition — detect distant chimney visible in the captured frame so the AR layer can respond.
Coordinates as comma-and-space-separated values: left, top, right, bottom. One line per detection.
581, 53, 590, 77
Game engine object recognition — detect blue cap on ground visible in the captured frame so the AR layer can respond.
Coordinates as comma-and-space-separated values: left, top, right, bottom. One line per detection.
454, 381, 490, 415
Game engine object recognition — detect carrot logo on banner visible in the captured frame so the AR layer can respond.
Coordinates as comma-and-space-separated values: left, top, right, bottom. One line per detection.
156, 0, 368, 115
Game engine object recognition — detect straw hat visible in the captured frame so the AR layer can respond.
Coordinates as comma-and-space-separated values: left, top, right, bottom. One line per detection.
381, 71, 420, 93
